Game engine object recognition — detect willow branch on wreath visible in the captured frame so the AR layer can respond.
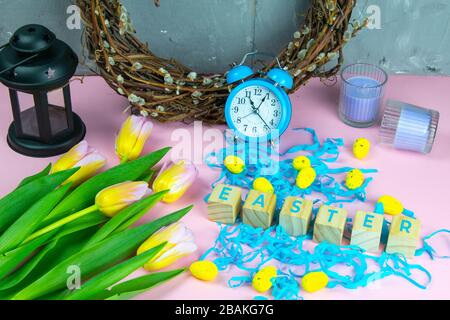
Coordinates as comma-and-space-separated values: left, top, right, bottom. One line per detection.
77, 0, 367, 123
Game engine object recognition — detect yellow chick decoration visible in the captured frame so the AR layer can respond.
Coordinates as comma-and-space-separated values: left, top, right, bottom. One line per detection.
353, 138, 371, 160
292, 155, 311, 171
224, 155, 245, 174
253, 177, 274, 193
377, 195, 403, 216
345, 169, 365, 190
301, 271, 329, 293
252, 266, 277, 293
189, 260, 219, 281
296, 167, 316, 189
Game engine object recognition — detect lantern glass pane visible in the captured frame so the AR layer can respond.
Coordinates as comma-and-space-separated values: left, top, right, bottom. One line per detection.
17, 91, 39, 138
47, 88, 69, 135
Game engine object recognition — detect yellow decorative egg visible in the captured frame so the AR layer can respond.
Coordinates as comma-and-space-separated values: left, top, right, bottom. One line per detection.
253, 177, 274, 193
292, 156, 311, 171
296, 167, 316, 189
353, 138, 371, 160
224, 155, 245, 174
345, 169, 364, 190
189, 260, 219, 281
301, 271, 329, 293
252, 266, 277, 293
377, 195, 404, 216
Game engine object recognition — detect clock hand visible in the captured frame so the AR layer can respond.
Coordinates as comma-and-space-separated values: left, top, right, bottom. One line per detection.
254, 95, 268, 113
255, 112, 271, 131
248, 101, 271, 130
242, 96, 259, 118
243, 95, 268, 118
242, 96, 271, 131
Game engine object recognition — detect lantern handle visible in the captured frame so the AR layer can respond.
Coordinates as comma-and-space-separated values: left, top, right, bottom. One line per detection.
0, 42, 40, 76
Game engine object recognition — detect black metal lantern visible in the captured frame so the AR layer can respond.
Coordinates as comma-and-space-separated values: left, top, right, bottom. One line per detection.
0, 24, 85, 157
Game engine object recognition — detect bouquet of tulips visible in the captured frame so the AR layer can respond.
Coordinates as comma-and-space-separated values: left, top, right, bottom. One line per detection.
0, 115, 198, 300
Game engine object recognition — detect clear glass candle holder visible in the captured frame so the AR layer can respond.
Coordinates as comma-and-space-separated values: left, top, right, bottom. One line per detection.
380, 100, 439, 154
339, 63, 388, 128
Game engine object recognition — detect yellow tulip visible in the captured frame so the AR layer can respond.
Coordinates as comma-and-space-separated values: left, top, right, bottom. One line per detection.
25, 181, 151, 243
137, 222, 197, 271
51, 140, 106, 186
152, 160, 198, 203
115, 115, 153, 163
95, 181, 151, 217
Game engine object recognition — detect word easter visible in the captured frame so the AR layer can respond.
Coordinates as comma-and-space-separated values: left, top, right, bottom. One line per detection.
207, 184, 421, 258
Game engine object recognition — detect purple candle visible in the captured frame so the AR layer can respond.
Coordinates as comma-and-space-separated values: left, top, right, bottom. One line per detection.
339, 64, 388, 128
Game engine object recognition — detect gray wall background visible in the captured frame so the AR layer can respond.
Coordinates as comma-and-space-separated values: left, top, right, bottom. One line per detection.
0, 0, 449, 75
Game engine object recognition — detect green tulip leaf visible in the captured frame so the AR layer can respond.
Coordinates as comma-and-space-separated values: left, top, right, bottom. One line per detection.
61, 243, 166, 300
0, 237, 59, 291
0, 214, 106, 292
13, 205, 192, 300
6, 228, 100, 293
0, 168, 79, 233
0, 230, 58, 280
0, 183, 72, 254
44, 147, 171, 225
105, 268, 186, 300
15, 164, 52, 190
52, 211, 108, 243
84, 190, 168, 248
138, 168, 155, 184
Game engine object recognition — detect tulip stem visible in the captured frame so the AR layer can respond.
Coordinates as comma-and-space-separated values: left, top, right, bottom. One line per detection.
23, 205, 98, 244
120, 157, 129, 164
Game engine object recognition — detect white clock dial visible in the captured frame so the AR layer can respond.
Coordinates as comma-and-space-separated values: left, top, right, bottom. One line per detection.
229, 85, 282, 138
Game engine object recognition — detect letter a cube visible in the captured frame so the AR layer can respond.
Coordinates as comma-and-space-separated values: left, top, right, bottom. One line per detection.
207, 184, 242, 224
242, 190, 276, 229
386, 215, 420, 258
350, 211, 384, 252
313, 205, 348, 245
279, 196, 313, 236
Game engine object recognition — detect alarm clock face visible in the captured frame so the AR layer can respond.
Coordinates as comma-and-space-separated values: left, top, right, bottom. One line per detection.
225, 80, 290, 140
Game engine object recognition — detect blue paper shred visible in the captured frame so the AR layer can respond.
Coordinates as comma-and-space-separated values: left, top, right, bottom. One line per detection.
201, 223, 445, 300
205, 128, 378, 209
202, 128, 450, 300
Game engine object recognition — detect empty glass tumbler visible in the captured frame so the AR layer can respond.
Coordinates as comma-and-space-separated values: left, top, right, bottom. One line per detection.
339, 63, 388, 128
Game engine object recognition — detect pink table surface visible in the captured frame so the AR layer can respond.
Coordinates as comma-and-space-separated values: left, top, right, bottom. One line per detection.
1, 75, 449, 300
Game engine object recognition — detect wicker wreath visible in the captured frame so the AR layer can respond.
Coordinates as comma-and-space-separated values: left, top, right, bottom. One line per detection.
77, 0, 366, 123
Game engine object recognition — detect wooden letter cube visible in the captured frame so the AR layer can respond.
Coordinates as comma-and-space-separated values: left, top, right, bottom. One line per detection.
386, 215, 420, 258
350, 211, 384, 252
313, 205, 348, 245
279, 196, 313, 236
207, 184, 242, 224
242, 190, 276, 229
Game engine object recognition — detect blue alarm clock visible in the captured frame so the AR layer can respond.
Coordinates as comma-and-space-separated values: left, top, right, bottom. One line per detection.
224, 63, 293, 141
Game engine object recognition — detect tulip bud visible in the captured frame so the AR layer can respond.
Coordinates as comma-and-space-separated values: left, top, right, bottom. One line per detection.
152, 160, 198, 203
95, 181, 151, 217
137, 222, 197, 271
26, 181, 152, 243
115, 115, 153, 163
51, 140, 106, 186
